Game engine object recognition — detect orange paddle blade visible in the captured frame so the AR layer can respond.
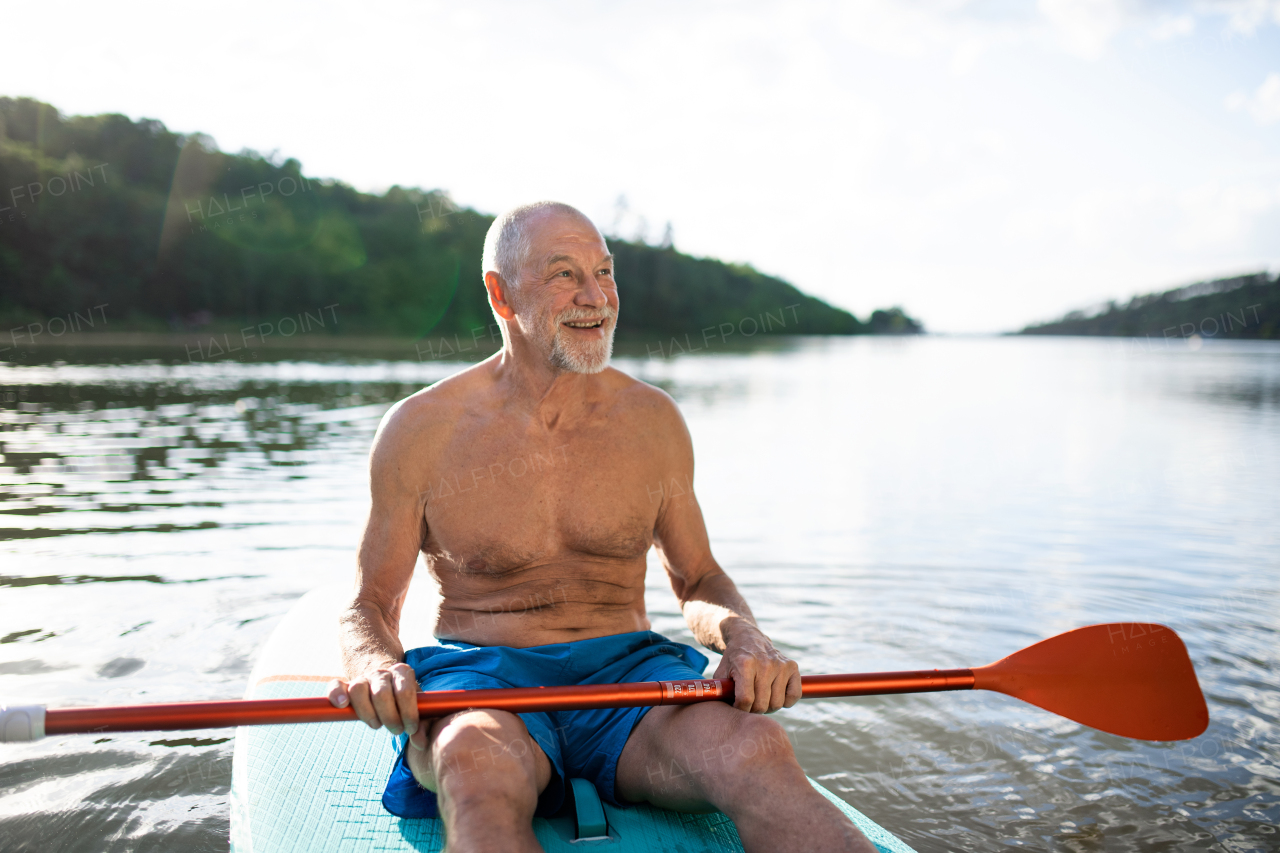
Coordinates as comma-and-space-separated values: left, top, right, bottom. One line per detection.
972, 623, 1208, 741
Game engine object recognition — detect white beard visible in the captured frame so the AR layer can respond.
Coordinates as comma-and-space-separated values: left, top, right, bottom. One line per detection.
521, 300, 617, 374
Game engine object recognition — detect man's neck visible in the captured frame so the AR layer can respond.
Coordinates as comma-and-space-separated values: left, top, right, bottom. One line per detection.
489, 342, 600, 432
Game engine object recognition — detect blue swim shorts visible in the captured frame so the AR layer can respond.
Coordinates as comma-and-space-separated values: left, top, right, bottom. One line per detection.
381, 630, 709, 819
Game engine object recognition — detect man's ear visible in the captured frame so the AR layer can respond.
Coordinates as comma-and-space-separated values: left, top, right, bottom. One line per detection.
484, 271, 517, 321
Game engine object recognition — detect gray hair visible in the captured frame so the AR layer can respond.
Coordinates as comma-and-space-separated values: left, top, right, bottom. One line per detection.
481, 201, 592, 289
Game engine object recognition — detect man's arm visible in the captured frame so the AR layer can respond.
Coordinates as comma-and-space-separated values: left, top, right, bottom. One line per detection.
650, 401, 801, 714
327, 400, 431, 750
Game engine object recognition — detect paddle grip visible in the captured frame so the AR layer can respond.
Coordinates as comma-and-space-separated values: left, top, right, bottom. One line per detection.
0, 705, 47, 742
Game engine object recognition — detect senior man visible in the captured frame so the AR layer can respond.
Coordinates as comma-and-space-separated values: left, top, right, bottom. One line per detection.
328, 201, 873, 853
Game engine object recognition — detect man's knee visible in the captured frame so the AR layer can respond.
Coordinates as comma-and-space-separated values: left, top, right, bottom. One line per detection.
709, 713, 797, 780
415, 710, 540, 794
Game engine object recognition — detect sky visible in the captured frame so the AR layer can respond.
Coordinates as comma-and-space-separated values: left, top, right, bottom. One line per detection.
4, 0, 1279, 333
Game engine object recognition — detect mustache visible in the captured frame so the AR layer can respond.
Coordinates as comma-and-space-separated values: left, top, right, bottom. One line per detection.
554, 304, 617, 325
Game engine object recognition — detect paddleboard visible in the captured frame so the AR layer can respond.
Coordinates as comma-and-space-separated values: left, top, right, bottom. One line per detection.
229, 584, 915, 853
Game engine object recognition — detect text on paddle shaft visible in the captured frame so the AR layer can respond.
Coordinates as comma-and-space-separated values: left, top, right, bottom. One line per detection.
660, 680, 726, 701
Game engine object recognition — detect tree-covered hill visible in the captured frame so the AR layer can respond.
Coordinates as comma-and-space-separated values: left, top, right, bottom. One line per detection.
0, 97, 920, 341
1019, 272, 1278, 340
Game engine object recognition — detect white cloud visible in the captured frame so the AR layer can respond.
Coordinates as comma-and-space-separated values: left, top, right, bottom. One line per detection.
1151, 13, 1197, 39
1227, 72, 1280, 124
1206, 0, 1280, 34
1037, 0, 1127, 58
827, 0, 1268, 66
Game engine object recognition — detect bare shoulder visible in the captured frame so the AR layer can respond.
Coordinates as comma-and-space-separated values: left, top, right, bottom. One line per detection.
604, 367, 692, 446
371, 363, 489, 466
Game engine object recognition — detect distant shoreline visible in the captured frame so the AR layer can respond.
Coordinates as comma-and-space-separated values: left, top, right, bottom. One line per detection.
1018, 272, 1277, 340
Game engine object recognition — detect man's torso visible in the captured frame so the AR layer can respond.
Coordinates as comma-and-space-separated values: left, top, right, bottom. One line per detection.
401, 362, 681, 647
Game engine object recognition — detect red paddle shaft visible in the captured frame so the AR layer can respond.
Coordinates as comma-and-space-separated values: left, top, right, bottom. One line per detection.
37, 670, 975, 736
2, 623, 1209, 743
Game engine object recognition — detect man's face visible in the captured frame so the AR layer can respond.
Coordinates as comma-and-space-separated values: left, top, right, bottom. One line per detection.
510, 212, 618, 374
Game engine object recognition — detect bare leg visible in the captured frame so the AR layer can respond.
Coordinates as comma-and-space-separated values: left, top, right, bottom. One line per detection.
407, 708, 553, 853
616, 703, 875, 853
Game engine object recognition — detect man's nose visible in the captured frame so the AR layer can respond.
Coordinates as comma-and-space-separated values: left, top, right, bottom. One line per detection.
574, 271, 607, 307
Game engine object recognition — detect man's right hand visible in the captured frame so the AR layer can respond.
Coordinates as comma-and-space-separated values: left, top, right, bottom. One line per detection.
328, 662, 428, 751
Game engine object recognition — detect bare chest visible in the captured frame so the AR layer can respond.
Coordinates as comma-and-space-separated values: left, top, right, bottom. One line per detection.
420, 430, 659, 576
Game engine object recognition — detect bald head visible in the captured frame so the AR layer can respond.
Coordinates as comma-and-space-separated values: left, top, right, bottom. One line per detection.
482, 201, 600, 289
479, 201, 618, 374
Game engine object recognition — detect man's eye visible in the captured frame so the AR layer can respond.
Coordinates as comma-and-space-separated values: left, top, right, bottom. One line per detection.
559, 270, 572, 277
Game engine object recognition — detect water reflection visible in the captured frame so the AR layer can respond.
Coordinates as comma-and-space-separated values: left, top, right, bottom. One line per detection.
0, 369, 432, 543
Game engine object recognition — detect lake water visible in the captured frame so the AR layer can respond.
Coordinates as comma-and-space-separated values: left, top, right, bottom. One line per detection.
1, 335, 1277, 852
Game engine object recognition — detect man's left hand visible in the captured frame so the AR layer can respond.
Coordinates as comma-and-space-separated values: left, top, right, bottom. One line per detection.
713, 625, 802, 713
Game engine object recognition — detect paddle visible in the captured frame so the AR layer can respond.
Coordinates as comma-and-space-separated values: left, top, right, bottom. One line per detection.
0, 622, 1208, 744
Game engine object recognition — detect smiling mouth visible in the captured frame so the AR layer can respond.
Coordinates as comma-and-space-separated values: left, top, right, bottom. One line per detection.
562, 320, 604, 329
